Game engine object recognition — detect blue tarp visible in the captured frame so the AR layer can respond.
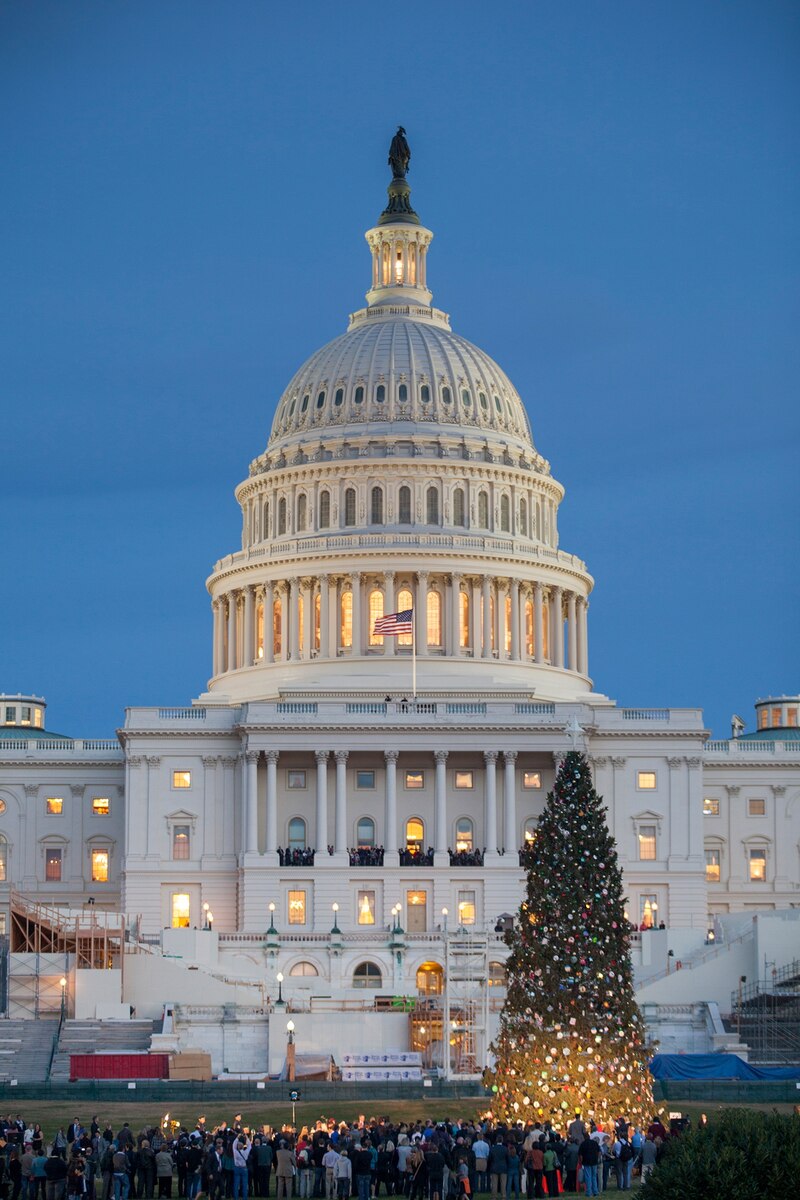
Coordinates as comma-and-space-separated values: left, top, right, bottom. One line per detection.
649, 1054, 800, 1081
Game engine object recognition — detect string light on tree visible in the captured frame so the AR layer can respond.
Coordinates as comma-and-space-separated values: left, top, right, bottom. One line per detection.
486, 750, 656, 1128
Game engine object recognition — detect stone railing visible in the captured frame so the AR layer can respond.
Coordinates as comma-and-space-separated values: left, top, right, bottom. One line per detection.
705, 739, 800, 757
0, 738, 121, 755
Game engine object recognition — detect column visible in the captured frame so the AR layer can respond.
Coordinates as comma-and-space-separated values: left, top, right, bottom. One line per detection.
503, 751, 517, 856
288, 578, 300, 659
470, 578, 481, 657
315, 750, 329, 854
510, 580, 520, 661
212, 600, 224, 676
567, 591, 578, 671
434, 750, 448, 860
577, 597, 589, 675
481, 575, 492, 659
484, 751, 498, 855
302, 578, 313, 660
533, 582, 544, 663
384, 571, 396, 656
245, 751, 259, 854
496, 581, 505, 658
384, 750, 399, 855
351, 572, 362, 655
551, 586, 564, 667
450, 573, 462, 657
319, 574, 330, 659
265, 751, 279, 855
278, 583, 289, 662
415, 571, 428, 654
226, 593, 238, 671
262, 585, 274, 665
334, 750, 348, 856
243, 586, 256, 667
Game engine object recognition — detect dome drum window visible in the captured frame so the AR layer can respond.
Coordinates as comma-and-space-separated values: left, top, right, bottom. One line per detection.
398, 383, 408, 403
300, 394, 310, 413
354, 385, 365, 404
334, 387, 344, 407
375, 384, 386, 403
316, 391, 326, 409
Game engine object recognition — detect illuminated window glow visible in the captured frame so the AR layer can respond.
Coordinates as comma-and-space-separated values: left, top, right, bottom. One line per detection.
405, 772, 424, 790
638, 771, 657, 790
405, 818, 424, 849
426, 590, 442, 647
705, 849, 720, 883
357, 890, 376, 925
397, 588, 413, 646
457, 890, 476, 925
172, 825, 190, 860
748, 798, 766, 816
749, 849, 767, 882
455, 771, 473, 789
369, 589, 385, 646
638, 825, 657, 861
172, 771, 191, 789
340, 590, 353, 649
523, 772, 541, 789
46, 797, 63, 815
91, 849, 109, 882
703, 797, 720, 815
455, 817, 473, 852
288, 890, 306, 924
171, 893, 190, 928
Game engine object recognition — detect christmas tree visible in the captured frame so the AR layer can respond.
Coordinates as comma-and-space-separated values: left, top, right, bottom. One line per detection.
487, 749, 655, 1127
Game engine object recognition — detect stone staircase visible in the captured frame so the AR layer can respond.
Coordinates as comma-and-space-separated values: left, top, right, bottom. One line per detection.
49, 1019, 157, 1082
0, 1019, 59, 1082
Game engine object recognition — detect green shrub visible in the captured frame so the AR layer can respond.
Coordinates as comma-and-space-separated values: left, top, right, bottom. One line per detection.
641, 1108, 800, 1200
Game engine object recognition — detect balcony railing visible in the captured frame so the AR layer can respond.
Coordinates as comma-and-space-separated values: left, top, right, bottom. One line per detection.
348, 848, 385, 867
448, 850, 485, 867
277, 847, 315, 866
399, 848, 435, 867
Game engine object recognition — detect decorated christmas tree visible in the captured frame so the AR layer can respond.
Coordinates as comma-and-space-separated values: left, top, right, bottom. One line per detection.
487, 749, 655, 1127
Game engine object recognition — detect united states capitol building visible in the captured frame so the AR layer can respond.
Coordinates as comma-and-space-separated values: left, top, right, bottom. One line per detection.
1, 135, 798, 1079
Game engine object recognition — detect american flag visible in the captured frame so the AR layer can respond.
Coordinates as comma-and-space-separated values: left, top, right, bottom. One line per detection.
373, 609, 414, 636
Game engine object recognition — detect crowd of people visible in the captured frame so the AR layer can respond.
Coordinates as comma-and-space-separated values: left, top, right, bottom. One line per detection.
447, 851, 484, 868
0, 1111, 681, 1200
276, 849, 316, 867
347, 849, 385, 867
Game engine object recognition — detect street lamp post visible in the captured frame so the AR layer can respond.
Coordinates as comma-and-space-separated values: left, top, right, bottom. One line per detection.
59, 976, 67, 1022
331, 903, 340, 935
441, 907, 448, 932
286, 1019, 296, 1084
268, 902, 277, 935
202, 902, 210, 931
276, 972, 285, 1009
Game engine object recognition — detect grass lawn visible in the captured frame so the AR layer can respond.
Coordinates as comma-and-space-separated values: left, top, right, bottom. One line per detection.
7, 1099, 797, 1142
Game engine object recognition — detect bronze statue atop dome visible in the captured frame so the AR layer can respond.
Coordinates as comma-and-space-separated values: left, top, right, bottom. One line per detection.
388, 126, 411, 179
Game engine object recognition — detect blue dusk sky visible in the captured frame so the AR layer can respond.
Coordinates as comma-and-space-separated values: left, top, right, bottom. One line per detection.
1, 1, 798, 738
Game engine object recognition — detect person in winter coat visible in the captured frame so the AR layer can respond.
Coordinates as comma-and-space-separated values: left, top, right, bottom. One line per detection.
487, 1142, 507, 1200
333, 1152, 351, 1200
154, 1151, 173, 1200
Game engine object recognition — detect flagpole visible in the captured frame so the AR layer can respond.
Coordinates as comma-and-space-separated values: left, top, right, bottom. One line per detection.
412, 611, 417, 701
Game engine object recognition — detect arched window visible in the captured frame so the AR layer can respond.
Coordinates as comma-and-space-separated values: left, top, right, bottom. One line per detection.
461, 389, 472, 408
519, 498, 528, 537
319, 490, 331, 529
368, 589, 385, 646
459, 590, 470, 648
371, 486, 384, 525
406, 818, 424, 851
357, 817, 375, 847
344, 488, 356, 527
478, 492, 489, 528
426, 590, 442, 647
420, 384, 430, 404
442, 386, 452, 405
297, 494, 307, 532
288, 817, 307, 850
455, 817, 474, 853
316, 391, 326, 410
525, 598, 534, 657
353, 962, 382, 989
426, 487, 439, 525
256, 600, 264, 659
273, 596, 282, 658
397, 587, 413, 646
453, 488, 465, 527
375, 384, 385, 404
398, 485, 411, 524
488, 961, 507, 988
416, 962, 444, 996
398, 383, 408, 403
340, 590, 353, 649
505, 594, 512, 655
523, 818, 537, 845
479, 391, 488, 411
278, 497, 287, 535
500, 495, 510, 532
262, 500, 270, 540
300, 394, 310, 413
290, 961, 319, 977
354, 385, 365, 405
334, 387, 344, 407
493, 395, 502, 414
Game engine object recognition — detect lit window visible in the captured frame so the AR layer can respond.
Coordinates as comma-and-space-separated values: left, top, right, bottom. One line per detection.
4, 707, 15, 724
703, 797, 720, 816
405, 771, 424, 789
640, 895, 658, 928
288, 817, 307, 849
771, 707, 781, 726
357, 890, 376, 925
405, 818, 424, 850
46, 847, 62, 882
455, 771, 473, 789
788, 708, 798, 727
523, 772, 541, 789
748, 849, 767, 882
416, 962, 444, 995
748, 798, 766, 817
91, 850, 109, 883
289, 961, 318, 976
34, 708, 43, 728
459, 590, 470, 648
488, 961, 507, 987
525, 598, 534, 656
288, 890, 306, 924
426, 590, 442, 647
172, 771, 191, 789
21, 707, 31, 725
638, 825, 657, 861
637, 771, 657, 790
353, 962, 382, 989
523, 819, 537, 844
455, 818, 473, 852
0, 838, 8, 881
287, 770, 306, 790
505, 593, 512, 654
340, 590, 353, 648
356, 771, 375, 790
356, 817, 375, 847
397, 587, 413, 646
273, 595, 283, 657
457, 891, 476, 926
369, 589, 385, 646
256, 601, 264, 658
705, 849, 720, 883
171, 893, 191, 928
758, 707, 769, 729
46, 798, 63, 815
172, 826, 190, 860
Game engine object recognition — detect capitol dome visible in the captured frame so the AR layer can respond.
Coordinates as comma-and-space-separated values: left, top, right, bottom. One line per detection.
205, 140, 595, 705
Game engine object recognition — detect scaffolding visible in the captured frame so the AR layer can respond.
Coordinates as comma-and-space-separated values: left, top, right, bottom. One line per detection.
409, 927, 489, 1080
730, 958, 800, 1064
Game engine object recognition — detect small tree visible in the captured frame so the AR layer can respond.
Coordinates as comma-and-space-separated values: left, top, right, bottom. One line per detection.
487, 749, 654, 1126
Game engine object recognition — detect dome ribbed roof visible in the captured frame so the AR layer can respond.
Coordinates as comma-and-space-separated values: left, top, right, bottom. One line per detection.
267, 316, 534, 451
